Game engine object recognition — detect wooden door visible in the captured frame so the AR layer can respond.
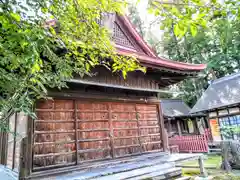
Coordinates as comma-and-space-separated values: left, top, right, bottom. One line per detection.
33, 99, 163, 170
137, 104, 162, 152
111, 103, 142, 157
76, 101, 111, 162
34, 99, 76, 170
111, 103, 162, 157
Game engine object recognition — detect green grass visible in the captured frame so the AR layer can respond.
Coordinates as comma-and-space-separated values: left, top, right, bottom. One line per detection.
181, 154, 222, 168
182, 168, 200, 176
181, 155, 240, 179
182, 168, 240, 179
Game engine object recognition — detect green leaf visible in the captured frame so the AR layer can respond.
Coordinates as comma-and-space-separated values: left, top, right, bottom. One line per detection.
85, 63, 90, 72
174, 24, 181, 37
10, 13, 21, 22
32, 63, 41, 73
200, 19, 207, 28
49, 27, 56, 35
122, 71, 127, 79
190, 25, 197, 36
197, 13, 206, 19
171, 7, 180, 16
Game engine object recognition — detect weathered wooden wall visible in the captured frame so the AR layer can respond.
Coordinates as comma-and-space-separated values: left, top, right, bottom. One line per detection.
78, 67, 161, 90
33, 99, 163, 171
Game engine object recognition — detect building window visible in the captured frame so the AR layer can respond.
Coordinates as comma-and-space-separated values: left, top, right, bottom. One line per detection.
229, 107, 240, 114
219, 115, 240, 140
209, 112, 217, 118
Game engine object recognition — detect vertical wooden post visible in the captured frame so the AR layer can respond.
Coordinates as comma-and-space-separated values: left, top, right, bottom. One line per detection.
135, 105, 143, 153
74, 100, 79, 164
26, 115, 34, 176
198, 155, 208, 177
194, 119, 200, 134
108, 103, 115, 158
157, 104, 168, 152
168, 119, 172, 133
1, 117, 10, 166
0, 131, 2, 164
19, 137, 28, 180
12, 113, 18, 170
0, 131, 8, 165
177, 120, 182, 136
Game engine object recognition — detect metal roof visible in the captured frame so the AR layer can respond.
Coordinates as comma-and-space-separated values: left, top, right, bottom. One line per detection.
191, 72, 240, 113
161, 99, 204, 118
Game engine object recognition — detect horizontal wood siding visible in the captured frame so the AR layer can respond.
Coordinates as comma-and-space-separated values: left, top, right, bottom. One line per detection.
33, 99, 163, 171
79, 67, 161, 90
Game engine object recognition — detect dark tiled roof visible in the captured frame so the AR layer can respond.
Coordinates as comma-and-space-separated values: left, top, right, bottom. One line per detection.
191, 72, 240, 113
161, 99, 202, 118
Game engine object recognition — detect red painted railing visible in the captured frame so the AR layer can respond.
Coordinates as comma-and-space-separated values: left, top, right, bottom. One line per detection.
204, 128, 213, 142
169, 129, 211, 153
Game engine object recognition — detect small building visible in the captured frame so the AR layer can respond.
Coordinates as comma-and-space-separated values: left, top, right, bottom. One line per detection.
0, 14, 206, 179
161, 99, 210, 153
161, 99, 207, 136
191, 72, 240, 141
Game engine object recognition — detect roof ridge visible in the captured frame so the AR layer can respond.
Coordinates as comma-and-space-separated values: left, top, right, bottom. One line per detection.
118, 15, 157, 57
213, 72, 240, 84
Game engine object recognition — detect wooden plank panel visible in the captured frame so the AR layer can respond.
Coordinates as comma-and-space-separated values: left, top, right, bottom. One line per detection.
33, 99, 163, 172
136, 104, 162, 153
111, 103, 141, 158
77, 101, 111, 162
33, 100, 76, 170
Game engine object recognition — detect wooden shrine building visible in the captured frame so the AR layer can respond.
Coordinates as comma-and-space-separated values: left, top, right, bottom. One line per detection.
191, 72, 240, 141
161, 100, 210, 153
0, 14, 206, 179
161, 99, 207, 136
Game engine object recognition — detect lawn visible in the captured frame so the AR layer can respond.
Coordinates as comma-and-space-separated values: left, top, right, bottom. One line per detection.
182, 168, 240, 179
179, 154, 240, 179
180, 154, 222, 168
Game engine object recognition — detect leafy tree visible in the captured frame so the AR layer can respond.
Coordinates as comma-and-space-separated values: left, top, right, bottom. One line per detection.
128, 5, 146, 37
144, 0, 240, 106
0, 0, 144, 129
148, 0, 240, 38
163, 18, 240, 106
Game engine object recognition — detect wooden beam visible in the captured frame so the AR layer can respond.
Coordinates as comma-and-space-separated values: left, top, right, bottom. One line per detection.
74, 100, 79, 165
19, 137, 28, 180
0, 116, 10, 166
27, 115, 34, 176
198, 156, 208, 177
108, 103, 115, 158
47, 91, 161, 104
157, 104, 168, 152
12, 113, 18, 170
168, 119, 172, 133
177, 120, 182, 136
135, 106, 143, 153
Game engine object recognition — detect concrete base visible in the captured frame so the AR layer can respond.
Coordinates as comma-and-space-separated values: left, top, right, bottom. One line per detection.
194, 176, 213, 180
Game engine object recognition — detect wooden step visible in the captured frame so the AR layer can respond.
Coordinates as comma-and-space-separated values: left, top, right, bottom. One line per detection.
60, 158, 175, 179
175, 176, 191, 180
31, 152, 171, 180
94, 163, 179, 180
127, 167, 182, 180
30, 152, 169, 179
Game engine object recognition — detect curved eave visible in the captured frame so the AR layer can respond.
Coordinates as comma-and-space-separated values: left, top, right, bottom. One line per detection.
118, 15, 157, 57
117, 49, 206, 72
